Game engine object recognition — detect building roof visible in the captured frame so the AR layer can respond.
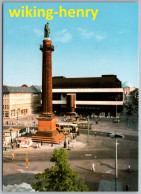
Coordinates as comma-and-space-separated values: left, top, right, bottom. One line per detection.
16, 137, 32, 141
3, 128, 20, 133
3, 75, 122, 94
53, 75, 121, 89
122, 81, 134, 88
3, 86, 39, 94
31, 85, 42, 93
3, 86, 9, 94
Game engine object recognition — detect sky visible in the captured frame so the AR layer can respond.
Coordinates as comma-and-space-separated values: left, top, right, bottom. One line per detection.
3, 2, 139, 87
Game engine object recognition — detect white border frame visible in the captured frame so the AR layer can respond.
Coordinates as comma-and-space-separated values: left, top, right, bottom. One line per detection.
0, 0, 140, 194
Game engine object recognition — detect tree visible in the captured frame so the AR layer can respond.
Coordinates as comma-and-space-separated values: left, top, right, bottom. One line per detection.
124, 88, 138, 117
31, 148, 88, 191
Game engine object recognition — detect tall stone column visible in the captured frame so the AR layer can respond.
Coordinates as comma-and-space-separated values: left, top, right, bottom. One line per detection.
40, 40, 54, 116
32, 23, 65, 144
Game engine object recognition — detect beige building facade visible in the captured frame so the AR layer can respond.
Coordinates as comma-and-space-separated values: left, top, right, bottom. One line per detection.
3, 85, 41, 118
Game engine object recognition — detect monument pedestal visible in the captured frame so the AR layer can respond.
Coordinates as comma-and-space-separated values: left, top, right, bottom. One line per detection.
38, 114, 56, 132
32, 114, 65, 143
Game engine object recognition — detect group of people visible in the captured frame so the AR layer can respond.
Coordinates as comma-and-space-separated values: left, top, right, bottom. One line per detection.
11, 153, 29, 168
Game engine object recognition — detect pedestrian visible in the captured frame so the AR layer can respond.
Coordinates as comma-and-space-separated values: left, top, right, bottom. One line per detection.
4, 142, 7, 151
11, 152, 14, 160
95, 132, 97, 136
11, 143, 14, 149
91, 162, 95, 172
26, 160, 29, 168
4, 144, 7, 151
125, 183, 129, 191
68, 141, 70, 150
96, 119, 98, 124
72, 141, 75, 148
26, 155, 29, 168
127, 164, 131, 172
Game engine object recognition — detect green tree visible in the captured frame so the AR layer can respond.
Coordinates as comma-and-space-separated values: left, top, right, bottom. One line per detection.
124, 88, 138, 117
31, 148, 88, 191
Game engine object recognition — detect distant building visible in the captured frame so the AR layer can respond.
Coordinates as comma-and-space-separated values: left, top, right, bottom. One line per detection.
3, 128, 20, 141
51, 75, 123, 116
3, 85, 41, 118
3, 74, 125, 118
122, 81, 136, 100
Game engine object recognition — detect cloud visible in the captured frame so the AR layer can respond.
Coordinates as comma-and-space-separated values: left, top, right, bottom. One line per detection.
95, 33, 107, 41
78, 28, 94, 39
54, 29, 72, 43
117, 29, 128, 34
33, 29, 43, 37
78, 28, 107, 41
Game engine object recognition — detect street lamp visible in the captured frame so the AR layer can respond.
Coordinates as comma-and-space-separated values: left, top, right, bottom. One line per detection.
87, 115, 90, 143
107, 132, 124, 191
63, 131, 69, 148
115, 98, 118, 122
9, 127, 12, 143
33, 120, 36, 127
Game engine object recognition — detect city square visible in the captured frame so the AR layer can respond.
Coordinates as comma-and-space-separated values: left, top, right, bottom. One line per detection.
3, 114, 138, 191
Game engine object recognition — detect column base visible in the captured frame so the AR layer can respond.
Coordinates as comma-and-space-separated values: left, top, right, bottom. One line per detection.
32, 114, 65, 144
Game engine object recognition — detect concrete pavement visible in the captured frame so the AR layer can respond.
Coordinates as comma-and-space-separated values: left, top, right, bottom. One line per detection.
3, 117, 138, 191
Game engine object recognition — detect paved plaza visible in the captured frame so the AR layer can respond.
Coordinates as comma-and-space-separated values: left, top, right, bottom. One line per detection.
3, 115, 138, 191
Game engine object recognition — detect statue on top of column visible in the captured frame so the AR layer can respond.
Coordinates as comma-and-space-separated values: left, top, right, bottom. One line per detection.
44, 22, 50, 38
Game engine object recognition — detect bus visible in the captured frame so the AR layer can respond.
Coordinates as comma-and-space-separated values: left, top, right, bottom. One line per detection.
56, 123, 78, 133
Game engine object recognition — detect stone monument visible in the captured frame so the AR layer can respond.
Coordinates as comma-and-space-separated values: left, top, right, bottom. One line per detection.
32, 23, 64, 143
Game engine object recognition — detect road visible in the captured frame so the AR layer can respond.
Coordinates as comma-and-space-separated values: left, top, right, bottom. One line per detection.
3, 118, 138, 191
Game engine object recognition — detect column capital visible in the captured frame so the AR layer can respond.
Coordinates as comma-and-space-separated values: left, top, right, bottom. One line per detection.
40, 44, 54, 52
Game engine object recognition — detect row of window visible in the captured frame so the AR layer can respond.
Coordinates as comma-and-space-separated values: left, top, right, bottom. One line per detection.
3, 105, 9, 109
53, 93, 123, 101
3, 111, 9, 117
3, 99, 9, 102
3, 94, 9, 97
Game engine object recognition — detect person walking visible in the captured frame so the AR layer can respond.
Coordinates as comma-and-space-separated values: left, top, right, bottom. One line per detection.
125, 183, 129, 191
11, 153, 14, 161
127, 164, 131, 172
72, 141, 75, 148
26, 160, 29, 168
91, 162, 95, 172
26, 155, 29, 168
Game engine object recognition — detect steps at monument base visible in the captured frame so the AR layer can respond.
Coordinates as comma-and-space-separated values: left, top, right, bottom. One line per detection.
32, 133, 65, 144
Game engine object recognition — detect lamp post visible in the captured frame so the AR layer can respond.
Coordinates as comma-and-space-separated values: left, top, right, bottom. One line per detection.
33, 120, 36, 127
115, 98, 118, 122
107, 132, 124, 191
9, 127, 12, 143
17, 109, 18, 120
87, 115, 90, 143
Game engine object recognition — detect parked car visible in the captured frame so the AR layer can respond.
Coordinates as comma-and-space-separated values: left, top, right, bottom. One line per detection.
113, 118, 120, 123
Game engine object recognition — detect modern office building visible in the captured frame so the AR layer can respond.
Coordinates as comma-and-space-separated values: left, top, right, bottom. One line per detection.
51, 75, 123, 116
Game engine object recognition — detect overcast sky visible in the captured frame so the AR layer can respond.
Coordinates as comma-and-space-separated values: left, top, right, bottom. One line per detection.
3, 2, 139, 87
